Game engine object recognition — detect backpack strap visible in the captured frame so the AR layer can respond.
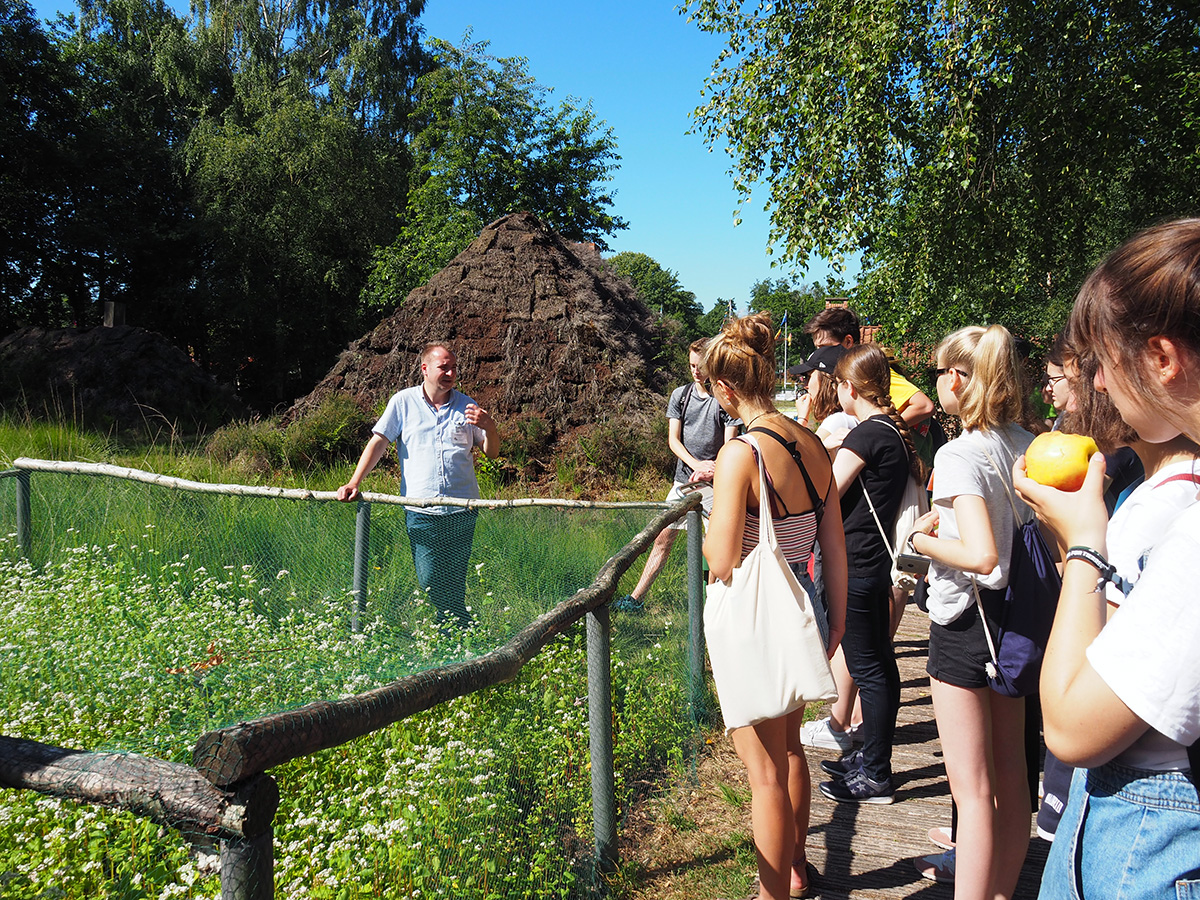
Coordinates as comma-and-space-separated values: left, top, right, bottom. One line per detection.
977, 440, 1029, 526
677, 382, 695, 425
747, 426, 827, 524
1155, 472, 1200, 489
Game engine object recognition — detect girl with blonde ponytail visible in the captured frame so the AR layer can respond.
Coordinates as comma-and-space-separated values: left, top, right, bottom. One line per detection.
906, 324, 1035, 899
814, 344, 922, 805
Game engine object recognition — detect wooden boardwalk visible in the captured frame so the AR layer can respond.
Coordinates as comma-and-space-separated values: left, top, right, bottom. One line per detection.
799, 607, 1050, 898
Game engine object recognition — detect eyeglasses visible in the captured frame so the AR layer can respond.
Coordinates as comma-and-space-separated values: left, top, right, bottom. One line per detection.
935, 367, 967, 379
1044, 374, 1067, 386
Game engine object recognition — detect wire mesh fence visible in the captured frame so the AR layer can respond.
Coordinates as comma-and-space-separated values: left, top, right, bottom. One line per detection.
0, 463, 704, 899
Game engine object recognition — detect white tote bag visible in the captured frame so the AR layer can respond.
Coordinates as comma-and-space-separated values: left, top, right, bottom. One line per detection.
703, 435, 837, 733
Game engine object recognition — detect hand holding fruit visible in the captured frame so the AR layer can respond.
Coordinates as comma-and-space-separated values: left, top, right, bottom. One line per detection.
1014, 449, 1109, 554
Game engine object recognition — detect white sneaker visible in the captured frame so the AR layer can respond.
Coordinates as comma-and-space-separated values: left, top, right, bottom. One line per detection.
800, 716, 857, 751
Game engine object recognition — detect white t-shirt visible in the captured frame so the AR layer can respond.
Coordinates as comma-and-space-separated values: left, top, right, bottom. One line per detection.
1088, 501, 1200, 770
818, 411, 858, 435
1104, 459, 1200, 606
925, 424, 1035, 625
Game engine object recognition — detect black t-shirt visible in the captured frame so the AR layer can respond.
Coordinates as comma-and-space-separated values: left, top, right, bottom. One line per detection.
838, 415, 911, 580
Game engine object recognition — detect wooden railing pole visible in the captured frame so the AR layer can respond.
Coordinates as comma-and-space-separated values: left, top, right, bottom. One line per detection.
351, 500, 370, 632
587, 603, 617, 879
16, 469, 31, 557
220, 827, 273, 900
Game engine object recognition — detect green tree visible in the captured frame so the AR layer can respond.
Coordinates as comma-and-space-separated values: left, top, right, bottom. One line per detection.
696, 299, 733, 338
180, 0, 429, 407
367, 35, 626, 307
748, 277, 843, 341
0, 0, 76, 333
607, 251, 702, 329
685, 0, 1200, 345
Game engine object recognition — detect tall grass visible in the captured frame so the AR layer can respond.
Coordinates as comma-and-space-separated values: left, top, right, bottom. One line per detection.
0, 418, 698, 898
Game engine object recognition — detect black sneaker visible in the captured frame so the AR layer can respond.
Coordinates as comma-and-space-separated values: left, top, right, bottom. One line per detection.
611, 595, 644, 612
819, 749, 864, 778
819, 769, 895, 804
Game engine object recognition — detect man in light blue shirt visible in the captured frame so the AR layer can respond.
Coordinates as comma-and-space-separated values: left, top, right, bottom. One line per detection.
337, 343, 499, 628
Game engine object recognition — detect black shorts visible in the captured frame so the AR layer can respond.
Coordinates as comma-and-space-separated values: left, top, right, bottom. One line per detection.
926, 586, 1005, 689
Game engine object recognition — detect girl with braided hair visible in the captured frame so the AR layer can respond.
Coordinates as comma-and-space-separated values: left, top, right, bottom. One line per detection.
817, 343, 925, 804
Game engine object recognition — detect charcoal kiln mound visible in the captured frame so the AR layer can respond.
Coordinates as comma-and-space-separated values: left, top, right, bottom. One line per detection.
287, 212, 673, 484
0, 324, 246, 435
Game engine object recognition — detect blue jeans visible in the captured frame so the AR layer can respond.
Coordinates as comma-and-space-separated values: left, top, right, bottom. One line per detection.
405, 509, 478, 629
1038, 762, 1200, 900
840, 575, 900, 783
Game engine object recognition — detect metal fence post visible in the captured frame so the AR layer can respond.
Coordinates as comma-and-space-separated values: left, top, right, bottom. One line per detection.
16, 469, 31, 558
686, 508, 705, 725
586, 603, 617, 882
220, 827, 273, 900
351, 499, 370, 632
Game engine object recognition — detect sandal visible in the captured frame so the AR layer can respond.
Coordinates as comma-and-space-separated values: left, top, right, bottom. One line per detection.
791, 859, 819, 897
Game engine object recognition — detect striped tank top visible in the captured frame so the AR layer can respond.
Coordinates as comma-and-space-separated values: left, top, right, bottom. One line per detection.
738, 442, 820, 568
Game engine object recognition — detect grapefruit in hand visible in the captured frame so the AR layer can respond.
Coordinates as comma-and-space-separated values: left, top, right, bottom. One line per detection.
1025, 432, 1099, 491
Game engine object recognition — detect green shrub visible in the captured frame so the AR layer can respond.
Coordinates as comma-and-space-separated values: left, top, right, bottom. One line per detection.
280, 394, 371, 470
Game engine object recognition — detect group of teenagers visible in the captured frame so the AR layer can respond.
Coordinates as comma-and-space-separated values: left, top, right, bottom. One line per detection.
667, 218, 1200, 900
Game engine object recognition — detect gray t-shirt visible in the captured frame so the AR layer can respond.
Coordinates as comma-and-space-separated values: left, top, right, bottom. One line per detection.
925, 423, 1034, 625
666, 383, 737, 482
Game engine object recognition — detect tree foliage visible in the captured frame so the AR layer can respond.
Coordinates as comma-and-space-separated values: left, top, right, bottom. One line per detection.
3, 4, 629, 412
685, 0, 1200, 345
607, 252, 701, 328
366, 35, 626, 308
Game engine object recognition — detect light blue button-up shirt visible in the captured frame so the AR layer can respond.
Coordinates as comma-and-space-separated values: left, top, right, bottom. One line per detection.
372, 386, 485, 514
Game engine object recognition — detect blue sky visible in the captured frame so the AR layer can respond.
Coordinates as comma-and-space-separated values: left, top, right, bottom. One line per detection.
419, 0, 858, 313
29, 0, 858, 314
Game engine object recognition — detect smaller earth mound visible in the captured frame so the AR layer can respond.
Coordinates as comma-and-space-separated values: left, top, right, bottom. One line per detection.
0, 324, 246, 434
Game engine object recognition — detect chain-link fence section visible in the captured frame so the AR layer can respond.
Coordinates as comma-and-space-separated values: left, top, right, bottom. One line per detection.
0, 461, 705, 899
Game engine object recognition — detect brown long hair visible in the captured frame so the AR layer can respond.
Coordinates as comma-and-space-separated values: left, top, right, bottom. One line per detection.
834, 344, 926, 483
1071, 218, 1200, 420
808, 370, 842, 422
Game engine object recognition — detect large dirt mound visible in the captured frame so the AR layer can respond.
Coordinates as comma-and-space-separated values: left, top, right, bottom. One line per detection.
288, 212, 670, 455
0, 324, 246, 434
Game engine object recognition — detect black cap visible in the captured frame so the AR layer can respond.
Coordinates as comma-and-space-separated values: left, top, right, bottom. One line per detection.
787, 345, 847, 377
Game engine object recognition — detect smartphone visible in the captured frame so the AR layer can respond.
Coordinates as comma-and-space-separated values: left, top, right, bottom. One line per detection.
895, 553, 931, 576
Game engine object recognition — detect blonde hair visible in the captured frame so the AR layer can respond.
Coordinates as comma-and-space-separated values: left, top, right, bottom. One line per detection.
834, 344, 925, 482
704, 312, 776, 407
937, 325, 1027, 431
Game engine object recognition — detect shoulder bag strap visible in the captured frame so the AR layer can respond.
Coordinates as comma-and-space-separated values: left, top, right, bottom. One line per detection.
747, 426, 827, 524
857, 474, 895, 560
735, 434, 778, 550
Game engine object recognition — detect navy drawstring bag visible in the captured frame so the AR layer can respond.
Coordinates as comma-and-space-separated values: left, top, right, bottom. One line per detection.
973, 443, 1063, 698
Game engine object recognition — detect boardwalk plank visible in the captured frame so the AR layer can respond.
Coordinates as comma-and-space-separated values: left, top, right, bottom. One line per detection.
799, 607, 1050, 898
